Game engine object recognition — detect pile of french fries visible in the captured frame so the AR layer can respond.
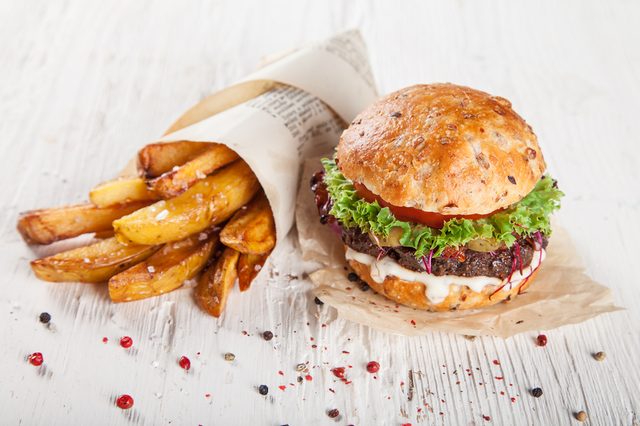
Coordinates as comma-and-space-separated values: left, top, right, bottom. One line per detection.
17, 141, 275, 317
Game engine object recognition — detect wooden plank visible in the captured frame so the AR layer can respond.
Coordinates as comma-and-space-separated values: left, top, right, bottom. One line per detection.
0, 0, 638, 424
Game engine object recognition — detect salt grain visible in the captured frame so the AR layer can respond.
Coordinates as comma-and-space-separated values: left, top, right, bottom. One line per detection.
198, 233, 208, 241
195, 170, 206, 179
147, 266, 156, 273
254, 265, 262, 272
155, 209, 169, 221
83, 258, 90, 264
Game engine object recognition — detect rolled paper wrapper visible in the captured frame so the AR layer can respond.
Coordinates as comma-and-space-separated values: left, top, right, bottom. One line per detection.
296, 157, 622, 338
120, 30, 378, 244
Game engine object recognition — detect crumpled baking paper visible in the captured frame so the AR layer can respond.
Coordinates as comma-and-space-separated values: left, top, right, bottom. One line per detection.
296, 157, 622, 337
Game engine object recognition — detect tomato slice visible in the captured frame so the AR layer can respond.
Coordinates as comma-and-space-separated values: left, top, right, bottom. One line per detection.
353, 182, 500, 228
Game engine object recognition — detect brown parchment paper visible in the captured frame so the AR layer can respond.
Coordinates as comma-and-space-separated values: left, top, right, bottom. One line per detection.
296, 157, 622, 337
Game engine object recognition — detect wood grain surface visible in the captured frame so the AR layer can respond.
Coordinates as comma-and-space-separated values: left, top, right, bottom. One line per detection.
1, 1, 639, 425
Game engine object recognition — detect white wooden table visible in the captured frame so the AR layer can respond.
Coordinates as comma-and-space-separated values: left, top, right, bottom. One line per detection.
1, 1, 639, 425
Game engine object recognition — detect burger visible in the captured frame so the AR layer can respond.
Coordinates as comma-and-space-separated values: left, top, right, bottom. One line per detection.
311, 84, 563, 311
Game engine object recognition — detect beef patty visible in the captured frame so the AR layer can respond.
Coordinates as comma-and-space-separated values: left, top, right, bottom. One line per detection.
311, 170, 548, 280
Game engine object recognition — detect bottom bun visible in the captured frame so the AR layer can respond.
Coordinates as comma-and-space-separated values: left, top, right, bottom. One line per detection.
347, 258, 540, 312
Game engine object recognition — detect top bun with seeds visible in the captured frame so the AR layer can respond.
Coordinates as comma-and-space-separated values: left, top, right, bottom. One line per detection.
336, 83, 546, 215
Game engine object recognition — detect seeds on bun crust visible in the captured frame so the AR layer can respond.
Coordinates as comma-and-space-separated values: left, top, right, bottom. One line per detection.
337, 83, 547, 215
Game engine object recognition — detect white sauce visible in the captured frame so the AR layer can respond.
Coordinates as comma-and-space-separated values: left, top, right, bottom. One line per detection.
345, 247, 546, 304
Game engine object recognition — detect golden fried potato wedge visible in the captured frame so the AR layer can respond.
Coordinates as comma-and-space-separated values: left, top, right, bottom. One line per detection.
31, 237, 158, 283
237, 253, 268, 292
149, 144, 239, 198
108, 232, 217, 302
137, 141, 214, 178
93, 230, 115, 239
220, 192, 275, 255
113, 161, 259, 245
17, 202, 151, 245
195, 247, 239, 317
90, 177, 159, 207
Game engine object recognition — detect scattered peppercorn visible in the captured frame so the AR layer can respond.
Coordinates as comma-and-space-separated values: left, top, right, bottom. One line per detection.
464, 335, 476, 341
360, 283, 370, 291
28, 352, 43, 366
262, 331, 274, 341
116, 394, 134, 409
327, 408, 340, 418
39, 312, 51, 324
347, 272, 359, 282
224, 352, 235, 361
332, 367, 346, 379
258, 385, 268, 395
575, 411, 587, 422
296, 363, 306, 372
593, 351, 606, 361
390, 112, 402, 118
314, 297, 324, 305
366, 361, 380, 373
531, 387, 543, 398
119, 336, 133, 348
178, 356, 191, 371
297, 376, 303, 383
536, 334, 548, 346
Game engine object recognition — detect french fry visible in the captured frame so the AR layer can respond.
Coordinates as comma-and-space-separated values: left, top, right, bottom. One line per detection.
137, 141, 214, 178
108, 232, 217, 302
17, 202, 151, 245
113, 161, 259, 245
94, 230, 115, 239
31, 238, 159, 283
195, 247, 239, 317
149, 144, 239, 198
237, 253, 268, 292
220, 192, 275, 254
90, 177, 159, 207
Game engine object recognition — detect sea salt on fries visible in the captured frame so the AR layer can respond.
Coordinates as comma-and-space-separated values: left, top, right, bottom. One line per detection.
18, 140, 274, 317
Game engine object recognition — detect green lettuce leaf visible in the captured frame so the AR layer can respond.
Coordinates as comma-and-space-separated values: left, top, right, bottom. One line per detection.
321, 157, 563, 258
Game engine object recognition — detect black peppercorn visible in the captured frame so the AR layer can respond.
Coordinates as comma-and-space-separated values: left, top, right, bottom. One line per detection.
39, 312, 51, 324
314, 297, 324, 305
262, 331, 273, 341
531, 387, 543, 398
258, 385, 268, 395
347, 272, 359, 282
